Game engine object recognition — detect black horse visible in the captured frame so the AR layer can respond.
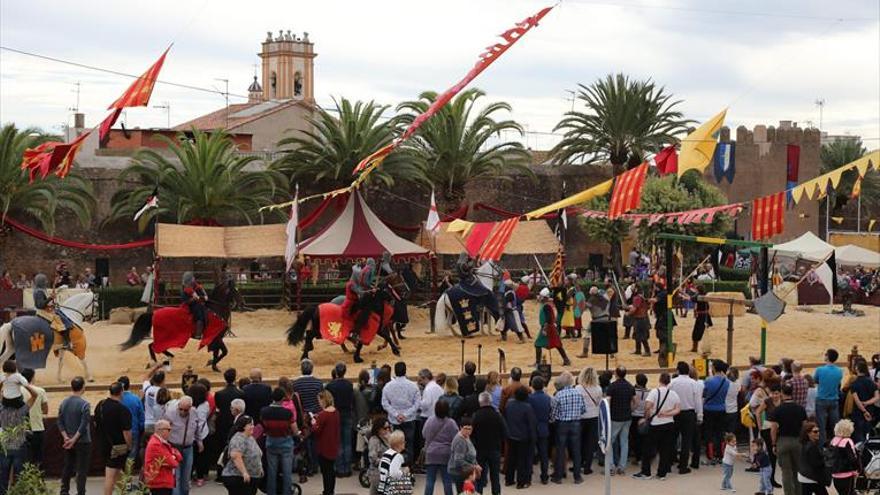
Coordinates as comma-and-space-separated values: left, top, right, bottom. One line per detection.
121, 278, 238, 372
286, 282, 401, 364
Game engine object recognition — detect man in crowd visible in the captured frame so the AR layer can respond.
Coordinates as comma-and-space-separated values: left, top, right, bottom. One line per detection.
669, 361, 702, 474
528, 376, 553, 485
769, 383, 807, 495
58, 376, 92, 495
164, 396, 207, 495
96, 382, 132, 495
20, 368, 48, 468
116, 376, 145, 464
788, 361, 808, 409
814, 348, 843, 445
293, 359, 324, 474
382, 361, 420, 464
472, 391, 507, 495
499, 367, 527, 414
261, 387, 298, 495
606, 366, 635, 475
702, 360, 731, 464
504, 386, 536, 489
551, 371, 586, 485
213, 368, 244, 480
326, 362, 354, 477
243, 368, 272, 422
461, 378, 488, 420
458, 361, 477, 398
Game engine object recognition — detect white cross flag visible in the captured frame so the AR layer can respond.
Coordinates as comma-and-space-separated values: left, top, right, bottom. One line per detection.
426, 190, 441, 236
284, 188, 299, 272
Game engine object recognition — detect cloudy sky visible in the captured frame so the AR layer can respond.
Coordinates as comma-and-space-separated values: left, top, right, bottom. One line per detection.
1, 0, 878, 150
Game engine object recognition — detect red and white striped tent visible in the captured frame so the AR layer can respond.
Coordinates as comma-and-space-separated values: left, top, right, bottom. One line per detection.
299, 191, 431, 262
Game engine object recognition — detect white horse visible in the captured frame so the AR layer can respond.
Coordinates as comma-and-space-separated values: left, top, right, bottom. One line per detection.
0, 290, 98, 382
434, 262, 502, 337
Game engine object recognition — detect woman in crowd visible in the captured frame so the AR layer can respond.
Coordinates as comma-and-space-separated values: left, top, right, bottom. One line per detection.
354, 370, 374, 471
447, 417, 480, 493
486, 371, 502, 410
188, 382, 213, 487
751, 371, 782, 488
438, 376, 463, 424
422, 400, 459, 495
143, 419, 182, 495
829, 419, 860, 495
368, 417, 391, 495
578, 367, 602, 475
378, 430, 409, 495
221, 415, 263, 495
312, 390, 340, 495
798, 421, 830, 495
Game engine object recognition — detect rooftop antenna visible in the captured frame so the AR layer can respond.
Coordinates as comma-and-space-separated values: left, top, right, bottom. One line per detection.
215, 78, 230, 128
153, 101, 171, 128
564, 89, 576, 112
814, 98, 825, 130
69, 81, 81, 112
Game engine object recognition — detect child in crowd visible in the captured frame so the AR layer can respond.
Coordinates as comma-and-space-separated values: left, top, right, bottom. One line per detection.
461, 464, 477, 494
630, 373, 649, 461
752, 438, 772, 494
0, 360, 27, 408
721, 433, 747, 492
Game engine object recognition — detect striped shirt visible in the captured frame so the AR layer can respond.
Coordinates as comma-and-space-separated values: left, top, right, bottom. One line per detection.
377, 449, 405, 493
292, 376, 324, 414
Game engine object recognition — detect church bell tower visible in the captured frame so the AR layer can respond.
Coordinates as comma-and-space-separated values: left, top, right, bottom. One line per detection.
259, 29, 316, 101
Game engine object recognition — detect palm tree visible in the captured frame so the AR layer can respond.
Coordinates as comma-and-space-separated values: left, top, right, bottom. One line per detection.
820, 139, 878, 212
551, 73, 692, 175
0, 124, 95, 233
272, 97, 423, 190
107, 129, 285, 227
396, 88, 532, 206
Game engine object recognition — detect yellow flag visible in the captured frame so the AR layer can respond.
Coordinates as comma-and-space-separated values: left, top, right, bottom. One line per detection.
524, 179, 613, 219
869, 219, 876, 232
678, 109, 727, 178
831, 216, 844, 224
447, 219, 474, 237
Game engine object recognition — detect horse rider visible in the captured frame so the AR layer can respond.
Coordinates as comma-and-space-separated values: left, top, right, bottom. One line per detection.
182, 272, 209, 340
456, 252, 477, 285
33, 273, 75, 350
379, 251, 410, 340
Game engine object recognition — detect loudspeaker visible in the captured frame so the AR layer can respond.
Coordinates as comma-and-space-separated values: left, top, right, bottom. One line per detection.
590, 320, 618, 354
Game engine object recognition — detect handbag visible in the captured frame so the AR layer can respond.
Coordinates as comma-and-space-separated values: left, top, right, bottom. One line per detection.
638, 390, 668, 436
110, 443, 129, 459
385, 474, 413, 495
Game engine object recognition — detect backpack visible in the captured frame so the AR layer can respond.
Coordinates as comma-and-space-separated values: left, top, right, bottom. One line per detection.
824, 439, 859, 474
739, 404, 755, 428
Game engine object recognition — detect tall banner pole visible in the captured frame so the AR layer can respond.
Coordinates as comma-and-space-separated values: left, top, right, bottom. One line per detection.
759, 246, 770, 363
665, 238, 674, 367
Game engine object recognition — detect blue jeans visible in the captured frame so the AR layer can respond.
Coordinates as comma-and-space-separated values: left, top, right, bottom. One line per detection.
610, 420, 631, 470
0, 448, 26, 495
173, 445, 193, 495
815, 398, 839, 445
424, 463, 453, 495
266, 436, 294, 495
759, 466, 773, 494
536, 436, 549, 482
476, 450, 501, 495
128, 429, 141, 461
721, 463, 734, 490
553, 420, 582, 482
335, 414, 353, 474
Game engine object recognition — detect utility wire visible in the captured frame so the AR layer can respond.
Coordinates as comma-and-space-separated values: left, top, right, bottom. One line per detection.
565, 0, 876, 22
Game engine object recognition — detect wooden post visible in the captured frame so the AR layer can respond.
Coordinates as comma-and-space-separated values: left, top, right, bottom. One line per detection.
665, 238, 675, 368
759, 246, 769, 363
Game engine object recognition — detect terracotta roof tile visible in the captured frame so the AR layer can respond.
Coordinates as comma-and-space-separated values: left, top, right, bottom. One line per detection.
173, 99, 314, 131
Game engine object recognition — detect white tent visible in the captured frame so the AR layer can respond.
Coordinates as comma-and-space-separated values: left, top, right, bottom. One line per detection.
772, 231, 834, 260
835, 244, 880, 268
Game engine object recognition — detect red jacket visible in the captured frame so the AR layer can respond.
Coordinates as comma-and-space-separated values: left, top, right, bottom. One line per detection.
144, 434, 182, 489
312, 409, 340, 459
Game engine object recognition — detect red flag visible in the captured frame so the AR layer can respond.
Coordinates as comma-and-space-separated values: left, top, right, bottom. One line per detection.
108, 47, 170, 110
464, 222, 496, 258
480, 217, 519, 261
20, 131, 91, 181
751, 192, 785, 240
352, 5, 554, 177
654, 145, 678, 175
608, 162, 648, 219
98, 108, 123, 144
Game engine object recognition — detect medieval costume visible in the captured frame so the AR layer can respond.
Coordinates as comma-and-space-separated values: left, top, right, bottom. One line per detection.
690, 285, 712, 352
380, 251, 409, 340
181, 272, 208, 339
534, 288, 571, 367
652, 282, 676, 353
515, 276, 532, 339
627, 286, 651, 357
349, 259, 378, 345
500, 279, 524, 343
560, 275, 578, 339
622, 279, 636, 339
33, 273, 74, 351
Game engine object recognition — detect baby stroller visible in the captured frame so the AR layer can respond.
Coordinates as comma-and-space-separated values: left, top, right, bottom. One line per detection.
358, 418, 373, 489
856, 427, 880, 494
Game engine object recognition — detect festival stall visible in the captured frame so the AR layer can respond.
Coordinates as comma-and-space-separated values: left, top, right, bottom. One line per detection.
772, 231, 836, 305
835, 244, 880, 269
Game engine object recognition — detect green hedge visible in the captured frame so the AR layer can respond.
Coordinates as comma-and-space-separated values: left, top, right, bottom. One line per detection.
719, 267, 750, 281
97, 287, 146, 319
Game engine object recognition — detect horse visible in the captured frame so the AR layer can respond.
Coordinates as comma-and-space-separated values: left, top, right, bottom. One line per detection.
434, 261, 501, 337
0, 290, 98, 383
286, 282, 401, 364
120, 279, 237, 371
